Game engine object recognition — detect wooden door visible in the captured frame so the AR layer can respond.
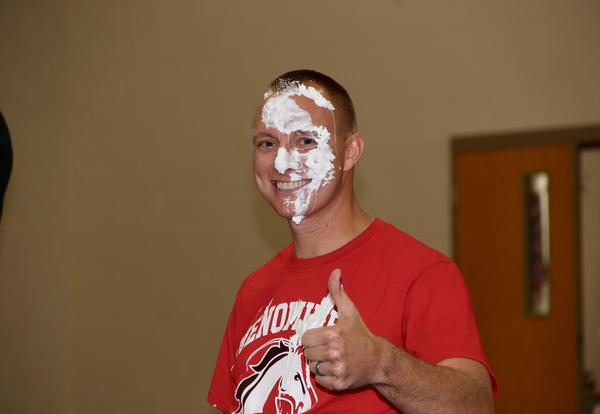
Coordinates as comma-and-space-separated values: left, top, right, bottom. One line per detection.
454, 144, 579, 413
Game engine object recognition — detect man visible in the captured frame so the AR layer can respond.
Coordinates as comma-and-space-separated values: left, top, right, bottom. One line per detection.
208, 70, 497, 414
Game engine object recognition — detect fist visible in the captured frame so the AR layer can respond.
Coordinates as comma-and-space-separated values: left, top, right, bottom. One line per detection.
301, 268, 383, 391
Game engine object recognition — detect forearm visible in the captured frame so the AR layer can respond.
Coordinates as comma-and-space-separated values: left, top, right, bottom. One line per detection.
372, 337, 494, 414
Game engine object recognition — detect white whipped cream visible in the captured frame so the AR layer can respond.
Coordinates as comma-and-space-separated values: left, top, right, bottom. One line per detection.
261, 81, 336, 224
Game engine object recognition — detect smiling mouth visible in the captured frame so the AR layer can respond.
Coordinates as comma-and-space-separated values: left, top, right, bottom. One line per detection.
274, 179, 311, 191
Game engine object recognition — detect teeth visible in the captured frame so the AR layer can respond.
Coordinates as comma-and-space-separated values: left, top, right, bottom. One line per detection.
277, 180, 310, 190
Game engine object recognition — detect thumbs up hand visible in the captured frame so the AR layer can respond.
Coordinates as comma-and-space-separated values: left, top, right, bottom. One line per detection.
301, 268, 384, 391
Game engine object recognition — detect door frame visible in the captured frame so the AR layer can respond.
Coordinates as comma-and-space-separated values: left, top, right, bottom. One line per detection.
451, 124, 600, 412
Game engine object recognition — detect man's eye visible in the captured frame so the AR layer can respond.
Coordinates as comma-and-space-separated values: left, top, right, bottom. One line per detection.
256, 140, 276, 151
300, 137, 316, 146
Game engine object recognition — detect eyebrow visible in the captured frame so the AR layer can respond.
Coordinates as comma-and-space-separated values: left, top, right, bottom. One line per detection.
253, 131, 278, 141
290, 130, 315, 136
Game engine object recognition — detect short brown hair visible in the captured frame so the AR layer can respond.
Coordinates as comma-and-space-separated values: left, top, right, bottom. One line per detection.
268, 69, 357, 134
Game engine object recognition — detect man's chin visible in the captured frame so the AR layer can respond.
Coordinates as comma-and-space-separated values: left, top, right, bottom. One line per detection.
270, 205, 303, 223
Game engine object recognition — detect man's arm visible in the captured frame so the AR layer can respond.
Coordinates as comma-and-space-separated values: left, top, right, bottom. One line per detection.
373, 342, 494, 414
302, 269, 494, 414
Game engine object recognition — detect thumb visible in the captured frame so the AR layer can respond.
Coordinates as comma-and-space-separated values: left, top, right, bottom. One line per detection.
328, 268, 353, 315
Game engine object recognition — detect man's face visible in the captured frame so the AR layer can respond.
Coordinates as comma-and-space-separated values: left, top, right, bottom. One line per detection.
252, 83, 342, 224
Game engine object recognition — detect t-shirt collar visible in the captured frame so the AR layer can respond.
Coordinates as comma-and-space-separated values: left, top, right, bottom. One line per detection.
285, 218, 385, 272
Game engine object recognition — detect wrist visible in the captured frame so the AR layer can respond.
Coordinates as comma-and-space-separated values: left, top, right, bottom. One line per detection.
370, 336, 401, 385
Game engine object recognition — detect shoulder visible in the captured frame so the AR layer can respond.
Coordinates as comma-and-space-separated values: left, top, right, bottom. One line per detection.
374, 219, 454, 272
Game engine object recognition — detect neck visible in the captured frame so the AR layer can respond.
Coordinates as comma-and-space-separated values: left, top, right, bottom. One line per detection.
288, 192, 373, 259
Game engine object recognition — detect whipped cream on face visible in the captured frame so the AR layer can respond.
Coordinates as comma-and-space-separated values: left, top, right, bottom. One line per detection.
262, 81, 336, 224
274, 147, 301, 179
263, 83, 335, 112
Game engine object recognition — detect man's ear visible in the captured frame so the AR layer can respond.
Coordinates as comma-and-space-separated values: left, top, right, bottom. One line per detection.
342, 132, 365, 172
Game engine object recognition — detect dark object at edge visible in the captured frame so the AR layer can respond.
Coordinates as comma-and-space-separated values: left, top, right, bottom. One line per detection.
0, 111, 13, 220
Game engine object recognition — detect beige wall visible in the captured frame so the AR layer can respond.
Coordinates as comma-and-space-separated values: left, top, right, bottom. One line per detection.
1, 1, 599, 413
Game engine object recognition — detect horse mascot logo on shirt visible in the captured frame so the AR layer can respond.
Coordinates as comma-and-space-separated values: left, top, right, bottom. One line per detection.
233, 338, 317, 414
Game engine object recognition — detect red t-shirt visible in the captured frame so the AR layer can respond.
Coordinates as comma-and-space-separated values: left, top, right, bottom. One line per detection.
208, 219, 497, 413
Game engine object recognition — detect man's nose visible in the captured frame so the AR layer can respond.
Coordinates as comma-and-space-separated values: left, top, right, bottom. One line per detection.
274, 147, 299, 174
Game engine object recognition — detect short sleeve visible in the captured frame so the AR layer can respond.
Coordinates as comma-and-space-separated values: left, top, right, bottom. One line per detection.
207, 300, 239, 413
403, 261, 499, 397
